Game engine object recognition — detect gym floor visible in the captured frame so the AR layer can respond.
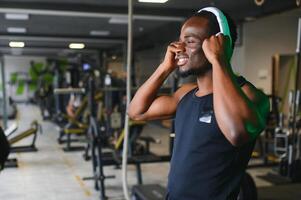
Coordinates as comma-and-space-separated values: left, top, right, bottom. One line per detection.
1, 104, 301, 200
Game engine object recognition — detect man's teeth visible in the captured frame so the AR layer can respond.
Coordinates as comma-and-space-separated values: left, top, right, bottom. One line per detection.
178, 58, 188, 64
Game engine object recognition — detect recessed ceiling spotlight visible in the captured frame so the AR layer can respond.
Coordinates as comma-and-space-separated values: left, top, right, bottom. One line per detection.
5, 13, 29, 20
254, 0, 265, 6
69, 43, 85, 49
7, 27, 27, 33
138, 0, 168, 3
9, 41, 25, 48
90, 30, 110, 36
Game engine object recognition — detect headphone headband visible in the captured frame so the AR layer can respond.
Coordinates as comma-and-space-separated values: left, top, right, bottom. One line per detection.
198, 7, 233, 58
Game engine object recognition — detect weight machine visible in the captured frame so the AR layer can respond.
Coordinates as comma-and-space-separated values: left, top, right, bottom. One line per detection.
267, 18, 301, 182
82, 69, 172, 200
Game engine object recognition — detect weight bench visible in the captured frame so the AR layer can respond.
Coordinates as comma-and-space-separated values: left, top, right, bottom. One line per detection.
4, 121, 40, 168
132, 184, 167, 200
4, 122, 18, 137
8, 120, 40, 153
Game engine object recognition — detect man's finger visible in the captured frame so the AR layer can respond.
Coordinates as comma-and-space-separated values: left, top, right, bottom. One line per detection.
168, 45, 184, 53
170, 42, 184, 48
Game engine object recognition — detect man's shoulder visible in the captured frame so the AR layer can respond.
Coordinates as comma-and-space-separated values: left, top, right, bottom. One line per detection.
173, 83, 197, 102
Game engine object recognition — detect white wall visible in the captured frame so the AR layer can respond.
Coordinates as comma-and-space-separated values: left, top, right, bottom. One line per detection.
232, 8, 301, 93
4, 55, 46, 78
3, 55, 47, 101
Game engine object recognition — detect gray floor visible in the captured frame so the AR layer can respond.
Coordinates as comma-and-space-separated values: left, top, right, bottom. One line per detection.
1, 104, 301, 200
0, 104, 169, 200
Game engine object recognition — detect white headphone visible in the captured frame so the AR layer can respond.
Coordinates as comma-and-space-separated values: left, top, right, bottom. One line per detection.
198, 7, 233, 59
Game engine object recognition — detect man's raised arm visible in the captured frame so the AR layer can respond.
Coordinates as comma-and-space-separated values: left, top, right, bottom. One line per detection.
128, 42, 195, 121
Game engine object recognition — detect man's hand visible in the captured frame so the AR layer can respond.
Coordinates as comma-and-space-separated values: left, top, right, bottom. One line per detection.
202, 34, 230, 65
162, 41, 185, 70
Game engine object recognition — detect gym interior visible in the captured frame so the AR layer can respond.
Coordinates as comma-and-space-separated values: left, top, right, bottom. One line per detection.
0, 0, 301, 200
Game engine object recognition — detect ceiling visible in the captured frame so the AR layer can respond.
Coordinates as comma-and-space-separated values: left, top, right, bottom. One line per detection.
0, 0, 298, 57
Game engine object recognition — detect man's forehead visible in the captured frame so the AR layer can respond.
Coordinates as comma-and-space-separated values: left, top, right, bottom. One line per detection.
182, 16, 209, 29
181, 17, 210, 36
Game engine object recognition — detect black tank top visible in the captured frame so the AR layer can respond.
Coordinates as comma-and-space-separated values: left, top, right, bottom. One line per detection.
167, 76, 255, 200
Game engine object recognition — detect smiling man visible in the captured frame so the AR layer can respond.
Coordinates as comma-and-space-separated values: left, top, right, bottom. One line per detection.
128, 7, 269, 200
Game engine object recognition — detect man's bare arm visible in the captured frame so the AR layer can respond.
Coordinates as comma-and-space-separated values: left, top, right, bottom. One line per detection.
128, 42, 196, 121
128, 79, 196, 121
203, 34, 270, 146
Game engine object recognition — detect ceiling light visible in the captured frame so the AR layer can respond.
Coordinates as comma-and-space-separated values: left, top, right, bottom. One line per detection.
69, 43, 85, 49
254, 0, 265, 6
109, 17, 128, 24
90, 30, 110, 36
138, 0, 168, 3
7, 27, 27, 33
9, 41, 25, 48
5, 13, 29, 20
245, 17, 256, 22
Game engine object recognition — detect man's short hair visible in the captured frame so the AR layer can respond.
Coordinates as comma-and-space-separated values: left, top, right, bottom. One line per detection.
190, 10, 237, 50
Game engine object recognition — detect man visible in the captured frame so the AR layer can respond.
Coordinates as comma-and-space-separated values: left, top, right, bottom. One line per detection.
128, 7, 269, 200
66, 80, 84, 118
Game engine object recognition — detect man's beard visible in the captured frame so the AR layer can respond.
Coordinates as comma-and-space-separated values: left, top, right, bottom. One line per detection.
177, 63, 212, 78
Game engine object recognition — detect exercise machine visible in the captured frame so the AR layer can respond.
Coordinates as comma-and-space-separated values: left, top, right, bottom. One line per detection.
4, 120, 40, 168
259, 18, 301, 183
131, 172, 257, 200
250, 95, 282, 167
78, 61, 171, 199
7, 120, 40, 153
54, 87, 90, 151
273, 90, 301, 181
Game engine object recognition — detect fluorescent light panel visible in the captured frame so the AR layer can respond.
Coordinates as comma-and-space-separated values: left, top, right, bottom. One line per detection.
7, 27, 27, 33
90, 30, 110, 36
109, 17, 128, 24
138, 0, 168, 3
5, 13, 29, 20
9, 41, 25, 48
69, 43, 85, 49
